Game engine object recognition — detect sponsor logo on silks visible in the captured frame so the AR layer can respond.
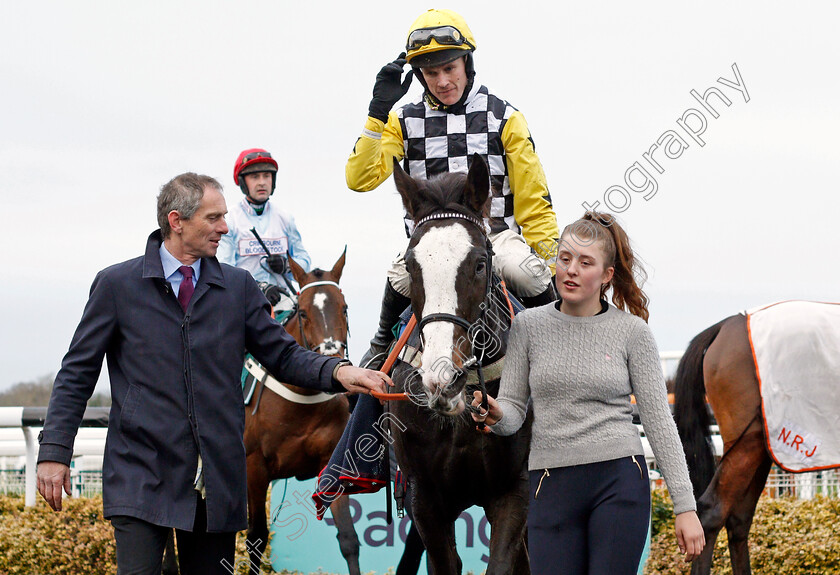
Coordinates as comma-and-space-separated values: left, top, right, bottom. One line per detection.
238, 237, 288, 257
774, 420, 819, 461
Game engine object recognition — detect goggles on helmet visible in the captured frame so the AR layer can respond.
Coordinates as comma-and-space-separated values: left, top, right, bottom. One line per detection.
406, 25, 475, 52
242, 150, 273, 163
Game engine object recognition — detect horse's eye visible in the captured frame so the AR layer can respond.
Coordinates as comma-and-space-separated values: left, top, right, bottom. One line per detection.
476, 261, 486, 274
299, 310, 308, 320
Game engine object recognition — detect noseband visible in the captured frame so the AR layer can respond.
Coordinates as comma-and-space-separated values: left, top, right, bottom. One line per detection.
296, 280, 349, 359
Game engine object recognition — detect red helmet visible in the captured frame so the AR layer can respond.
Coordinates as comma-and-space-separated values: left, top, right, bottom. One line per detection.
233, 148, 278, 195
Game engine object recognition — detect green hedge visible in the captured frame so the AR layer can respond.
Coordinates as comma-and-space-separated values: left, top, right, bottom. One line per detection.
5, 492, 837, 574
0, 495, 115, 574
0, 495, 311, 575
646, 489, 840, 574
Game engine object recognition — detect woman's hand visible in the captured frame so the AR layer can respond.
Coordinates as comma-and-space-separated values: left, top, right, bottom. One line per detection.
675, 510, 706, 562
470, 391, 503, 432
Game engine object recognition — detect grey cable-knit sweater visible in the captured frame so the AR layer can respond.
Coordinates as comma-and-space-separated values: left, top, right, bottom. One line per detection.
492, 303, 696, 515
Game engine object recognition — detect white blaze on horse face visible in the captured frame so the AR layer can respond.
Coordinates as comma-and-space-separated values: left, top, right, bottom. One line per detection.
312, 293, 327, 312
414, 224, 472, 395
310, 292, 335, 347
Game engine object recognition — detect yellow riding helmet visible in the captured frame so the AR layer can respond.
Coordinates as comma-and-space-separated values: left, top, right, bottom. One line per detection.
405, 9, 476, 68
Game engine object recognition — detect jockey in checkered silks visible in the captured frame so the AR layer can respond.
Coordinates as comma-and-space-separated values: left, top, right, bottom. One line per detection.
346, 9, 560, 370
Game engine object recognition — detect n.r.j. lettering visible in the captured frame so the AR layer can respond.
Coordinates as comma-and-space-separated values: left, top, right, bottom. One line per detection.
778, 427, 818, 457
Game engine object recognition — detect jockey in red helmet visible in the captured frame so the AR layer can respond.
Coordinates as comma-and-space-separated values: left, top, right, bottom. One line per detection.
219, 149, 311, 306
233, 148, 279, 201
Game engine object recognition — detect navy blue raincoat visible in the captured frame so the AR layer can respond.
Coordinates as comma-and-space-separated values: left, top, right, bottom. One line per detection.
38, 230, 342, 532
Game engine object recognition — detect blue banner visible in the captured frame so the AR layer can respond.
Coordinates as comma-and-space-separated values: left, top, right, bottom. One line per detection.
265, 477, 490, 574
263, 477, 651, 574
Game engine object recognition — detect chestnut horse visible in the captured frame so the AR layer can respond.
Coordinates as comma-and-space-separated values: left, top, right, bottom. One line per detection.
244, 250, 360, 575
674, 311, 833, 575
387, 157, 533, 575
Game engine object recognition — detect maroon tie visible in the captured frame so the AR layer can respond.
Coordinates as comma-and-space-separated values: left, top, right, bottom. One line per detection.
178, 266, 195, 312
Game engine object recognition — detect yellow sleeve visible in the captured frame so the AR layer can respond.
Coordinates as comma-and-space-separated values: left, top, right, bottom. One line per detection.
501, 110, 560, 264
345, 113, 405, 192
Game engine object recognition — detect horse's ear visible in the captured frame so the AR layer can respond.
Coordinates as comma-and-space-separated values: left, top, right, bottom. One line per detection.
288, 256, 307, 287
393, 158, 421, 219
330, 246, 347, 281
465, 154, 490, 214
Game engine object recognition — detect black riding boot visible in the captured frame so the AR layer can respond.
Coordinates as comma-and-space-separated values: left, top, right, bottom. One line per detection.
359, 281, 411, 370
517, 281, 558, 309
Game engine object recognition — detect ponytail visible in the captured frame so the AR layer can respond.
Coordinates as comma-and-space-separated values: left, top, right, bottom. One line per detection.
563, 212, 650, 321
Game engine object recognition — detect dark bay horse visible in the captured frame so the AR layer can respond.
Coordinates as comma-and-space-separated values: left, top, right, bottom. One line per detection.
244, 251, 360, 575
387, 156, 533, 575
674, 309, 837, 575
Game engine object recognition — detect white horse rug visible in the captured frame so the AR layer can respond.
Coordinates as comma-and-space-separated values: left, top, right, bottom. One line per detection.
746, 300, 840, 472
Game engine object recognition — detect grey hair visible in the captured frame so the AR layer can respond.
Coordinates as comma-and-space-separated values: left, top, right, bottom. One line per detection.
157, 173, 223, 238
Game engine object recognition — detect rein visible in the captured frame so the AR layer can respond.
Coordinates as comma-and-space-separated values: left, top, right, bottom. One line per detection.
370, 314, 418, 401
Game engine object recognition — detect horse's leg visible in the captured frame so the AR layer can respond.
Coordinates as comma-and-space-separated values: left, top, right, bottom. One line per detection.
397, 521, 425, 575
690, 518, 719, 575
410, 493, 460, 575
692, 461, 731, 575
692, 429, 767, 575
690, 316, 766, 575
724, 442, 772, 575
482, 474, 530, 575
328, 494, 361, 575
246, 453, 270, 575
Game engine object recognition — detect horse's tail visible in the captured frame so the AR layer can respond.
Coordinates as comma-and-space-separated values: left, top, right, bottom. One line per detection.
673, 317, 727, 499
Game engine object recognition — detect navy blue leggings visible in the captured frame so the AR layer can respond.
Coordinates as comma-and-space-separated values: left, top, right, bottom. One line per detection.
528, 456, 650, 575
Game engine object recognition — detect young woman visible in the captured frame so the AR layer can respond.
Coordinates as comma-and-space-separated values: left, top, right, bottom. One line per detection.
472, 212, 704, 574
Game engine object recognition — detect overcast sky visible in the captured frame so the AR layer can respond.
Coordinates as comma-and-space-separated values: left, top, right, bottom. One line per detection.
2, 1, 838, 392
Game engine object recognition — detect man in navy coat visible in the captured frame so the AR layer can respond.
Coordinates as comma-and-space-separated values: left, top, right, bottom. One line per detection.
36, 172, 390, 574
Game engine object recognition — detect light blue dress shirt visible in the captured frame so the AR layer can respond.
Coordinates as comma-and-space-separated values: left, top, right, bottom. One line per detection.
159, 243, 201, 298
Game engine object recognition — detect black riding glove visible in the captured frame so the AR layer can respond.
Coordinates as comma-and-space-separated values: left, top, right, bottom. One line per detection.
368, 52, 414, 123
257, 282, 284, 306
266, 254, 288, 275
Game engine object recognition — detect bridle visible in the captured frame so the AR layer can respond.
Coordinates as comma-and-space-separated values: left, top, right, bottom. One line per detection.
295, 280, 349, 359
413, 211, 493, 341
411, 211, 496, 424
